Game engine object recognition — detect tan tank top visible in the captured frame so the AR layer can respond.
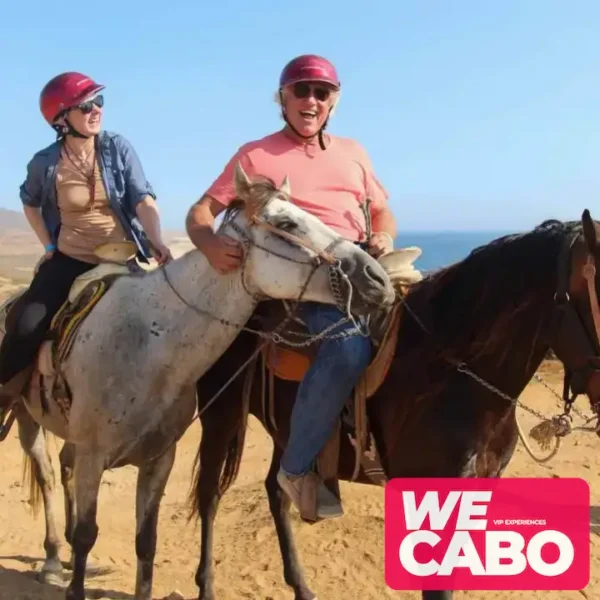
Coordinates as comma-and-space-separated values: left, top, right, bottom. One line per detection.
56, 142, 129, 265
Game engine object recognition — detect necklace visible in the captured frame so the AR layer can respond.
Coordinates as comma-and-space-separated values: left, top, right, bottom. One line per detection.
62, 140, 97, 211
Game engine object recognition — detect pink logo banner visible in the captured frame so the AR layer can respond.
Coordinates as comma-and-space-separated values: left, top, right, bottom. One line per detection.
384, 478, 590, 591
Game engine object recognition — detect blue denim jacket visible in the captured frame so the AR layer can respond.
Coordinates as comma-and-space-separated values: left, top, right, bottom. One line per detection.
19, 130, 155, 263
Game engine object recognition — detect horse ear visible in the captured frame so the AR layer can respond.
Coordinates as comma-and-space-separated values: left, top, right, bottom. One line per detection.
582, 209, 598, 254
279, 174, 291, 197
233, 161, 252, 198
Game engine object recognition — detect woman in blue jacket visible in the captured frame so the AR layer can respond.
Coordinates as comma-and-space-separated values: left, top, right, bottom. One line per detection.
0, 71, 172, 398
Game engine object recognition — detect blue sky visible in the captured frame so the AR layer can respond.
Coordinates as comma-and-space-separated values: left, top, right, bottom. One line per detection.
1, 1, 598, 232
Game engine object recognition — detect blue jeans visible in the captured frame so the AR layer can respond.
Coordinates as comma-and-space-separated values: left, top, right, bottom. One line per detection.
280, 302, 373, 476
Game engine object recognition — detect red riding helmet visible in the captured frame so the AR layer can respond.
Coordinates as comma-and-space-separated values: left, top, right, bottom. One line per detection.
39, 72, 105, 125
279, 55, 340, 90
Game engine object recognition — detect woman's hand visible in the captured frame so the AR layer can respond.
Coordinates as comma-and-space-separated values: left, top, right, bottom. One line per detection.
34, 249, 55, 275
151, 242, 173, 265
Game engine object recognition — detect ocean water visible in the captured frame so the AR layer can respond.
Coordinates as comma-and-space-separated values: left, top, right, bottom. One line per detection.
394, 230, 514, 273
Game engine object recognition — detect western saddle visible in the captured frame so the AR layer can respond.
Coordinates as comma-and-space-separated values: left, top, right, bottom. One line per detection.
0, 241, 144, 424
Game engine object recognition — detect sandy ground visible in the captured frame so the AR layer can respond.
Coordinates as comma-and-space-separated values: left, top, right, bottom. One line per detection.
0, 288, 599, 599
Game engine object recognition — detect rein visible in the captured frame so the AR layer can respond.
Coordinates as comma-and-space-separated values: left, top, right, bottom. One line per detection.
162, 206, 364, 342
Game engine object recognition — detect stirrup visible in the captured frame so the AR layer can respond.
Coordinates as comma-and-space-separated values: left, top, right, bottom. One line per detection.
277, 468, 343, 522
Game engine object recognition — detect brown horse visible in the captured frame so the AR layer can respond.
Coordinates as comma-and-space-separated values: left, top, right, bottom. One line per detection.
189, 210, 600, 600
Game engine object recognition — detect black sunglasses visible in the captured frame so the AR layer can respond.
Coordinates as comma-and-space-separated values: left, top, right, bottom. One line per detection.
75, 94, 104, 114
292, 82, 331, 102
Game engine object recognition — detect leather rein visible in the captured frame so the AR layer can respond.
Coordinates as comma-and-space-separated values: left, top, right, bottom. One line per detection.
161, 205, 367, 348
550, 229, 600, 424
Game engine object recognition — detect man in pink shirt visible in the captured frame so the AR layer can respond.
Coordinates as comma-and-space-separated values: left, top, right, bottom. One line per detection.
186, 54, 397, 519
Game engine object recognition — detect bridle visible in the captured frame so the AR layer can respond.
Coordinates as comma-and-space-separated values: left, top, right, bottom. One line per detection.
162, 200, 370, 348
549, 228, 600, 423
221, 206, 370, 332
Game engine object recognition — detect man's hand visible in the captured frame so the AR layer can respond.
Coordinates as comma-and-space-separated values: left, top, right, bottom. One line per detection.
368, 232, 394, 258
199, 233, 244, 274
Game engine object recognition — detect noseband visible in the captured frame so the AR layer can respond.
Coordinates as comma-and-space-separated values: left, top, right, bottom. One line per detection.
551, 229, 600, 421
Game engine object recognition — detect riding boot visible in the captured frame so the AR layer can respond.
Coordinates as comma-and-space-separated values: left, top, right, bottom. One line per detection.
277, 467, 344, 522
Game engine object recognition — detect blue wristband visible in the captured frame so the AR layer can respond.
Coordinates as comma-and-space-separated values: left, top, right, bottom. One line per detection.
44, 243, 56, 252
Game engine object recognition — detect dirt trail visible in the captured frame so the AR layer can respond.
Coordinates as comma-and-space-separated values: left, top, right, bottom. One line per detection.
0, 358, 598, 599
1, 268, 599, 599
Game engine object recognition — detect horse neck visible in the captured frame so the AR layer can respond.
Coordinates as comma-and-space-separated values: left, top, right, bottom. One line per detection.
152, 249, 259, 381
386, 248, 560, 421
473, 317, 551, 402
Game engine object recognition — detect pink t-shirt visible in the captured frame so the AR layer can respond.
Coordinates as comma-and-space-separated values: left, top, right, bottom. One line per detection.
204, 130, 389, 242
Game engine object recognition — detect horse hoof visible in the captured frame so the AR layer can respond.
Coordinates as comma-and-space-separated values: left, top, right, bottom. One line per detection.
39, 570, 66, 587
39, 559, 66, 586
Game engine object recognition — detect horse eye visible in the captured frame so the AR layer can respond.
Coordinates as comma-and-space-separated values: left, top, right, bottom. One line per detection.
275, 219, 298, 233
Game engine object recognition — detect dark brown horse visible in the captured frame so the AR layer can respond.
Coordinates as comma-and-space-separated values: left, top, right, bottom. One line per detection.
189, 210, 600, 600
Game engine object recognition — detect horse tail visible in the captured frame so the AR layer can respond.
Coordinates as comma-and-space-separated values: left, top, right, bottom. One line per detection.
187, 346, 257, 521
21, 436, 43, 518
218, 413, 248, 495
20, 427, 59, 519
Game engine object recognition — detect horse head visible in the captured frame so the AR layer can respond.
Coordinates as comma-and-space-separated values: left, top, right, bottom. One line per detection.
549, 208, 600, 434
217, 161, 396, 317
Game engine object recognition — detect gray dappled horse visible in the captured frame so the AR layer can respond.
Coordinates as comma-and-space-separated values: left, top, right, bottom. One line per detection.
0, 161, 394, 600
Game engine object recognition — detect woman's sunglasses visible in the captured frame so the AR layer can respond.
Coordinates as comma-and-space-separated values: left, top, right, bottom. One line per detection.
75, 95, 104, 114
291, 82, 331, 102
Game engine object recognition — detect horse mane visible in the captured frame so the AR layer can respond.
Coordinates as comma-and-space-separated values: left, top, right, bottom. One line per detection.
224, 174, 291, 223
392, 218, 582, 401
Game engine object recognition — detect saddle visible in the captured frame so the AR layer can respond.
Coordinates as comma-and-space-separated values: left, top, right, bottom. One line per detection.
254, 247, 423, 521
3, 242, 143, 422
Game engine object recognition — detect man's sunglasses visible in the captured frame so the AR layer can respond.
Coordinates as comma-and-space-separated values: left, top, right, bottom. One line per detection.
291, 82, 331, 102
75, 95, 104, 114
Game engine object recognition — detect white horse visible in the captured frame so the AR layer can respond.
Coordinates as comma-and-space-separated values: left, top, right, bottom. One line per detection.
0, 162, 395, 600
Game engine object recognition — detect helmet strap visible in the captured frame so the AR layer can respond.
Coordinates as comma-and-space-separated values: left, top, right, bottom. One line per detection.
53, 113, 91, 141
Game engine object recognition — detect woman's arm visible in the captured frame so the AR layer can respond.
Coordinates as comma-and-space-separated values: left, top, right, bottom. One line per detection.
23, 205, 53, 250
23, 204, 55, 274
20, 155, 53, 252
114, 135, 172, 264
135, 196, 172, 263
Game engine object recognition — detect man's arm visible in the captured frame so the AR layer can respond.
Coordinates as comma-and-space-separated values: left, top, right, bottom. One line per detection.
371, 203, 397, 241
185, 194, 227, 250
367, 202, 397, 257
185, 194, 243, 274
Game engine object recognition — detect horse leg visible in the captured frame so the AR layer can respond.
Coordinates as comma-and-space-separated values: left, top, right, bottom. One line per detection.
194, 425, 234, 600
15, 404, 64, 585
134, 443, 176, 600
265, 445, 315, 600
65, 449, 104, 600
59, 443, 76, 551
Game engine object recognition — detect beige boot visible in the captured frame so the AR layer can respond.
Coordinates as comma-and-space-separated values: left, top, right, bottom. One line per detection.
277, 468, 344, 522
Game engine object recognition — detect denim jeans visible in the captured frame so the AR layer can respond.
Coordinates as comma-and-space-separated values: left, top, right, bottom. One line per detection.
280, 302, 373, 476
